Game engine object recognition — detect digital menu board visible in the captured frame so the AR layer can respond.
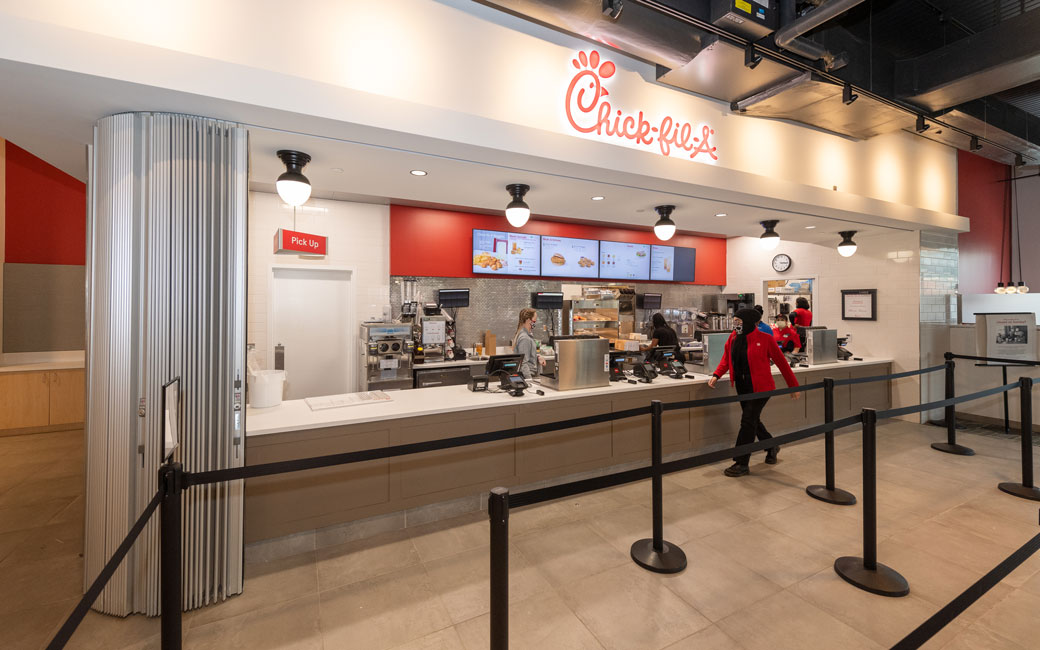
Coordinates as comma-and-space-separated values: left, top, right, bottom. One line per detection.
472, 229, 540, 276
599, 241, 651, 280
651, 245, 696, 282
541, 236, 599, 278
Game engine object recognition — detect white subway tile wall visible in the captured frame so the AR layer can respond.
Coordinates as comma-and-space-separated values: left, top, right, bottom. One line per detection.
724, 231, 922, 410
919, 230, 959, 325
247, 192, 391, 372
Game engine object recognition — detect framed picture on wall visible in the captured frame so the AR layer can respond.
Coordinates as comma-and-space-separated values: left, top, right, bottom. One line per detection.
842, 289, 877, 321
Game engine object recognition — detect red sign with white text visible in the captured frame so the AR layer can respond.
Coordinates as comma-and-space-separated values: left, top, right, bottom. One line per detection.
274, 228, 327, 256
564, 50, 718, 162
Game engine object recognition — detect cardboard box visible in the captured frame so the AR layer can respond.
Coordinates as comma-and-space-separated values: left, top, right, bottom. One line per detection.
628, 333, 648, 341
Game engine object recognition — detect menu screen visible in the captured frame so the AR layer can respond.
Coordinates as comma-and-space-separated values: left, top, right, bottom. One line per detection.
472, 229, 540, 276
651, 245, 696, 282
599, 241, 651, 280
541, 236, 599, 278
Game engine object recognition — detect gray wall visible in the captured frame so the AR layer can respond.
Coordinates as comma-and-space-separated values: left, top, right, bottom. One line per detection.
2, 262, 85, 352
390, 275, 721, 347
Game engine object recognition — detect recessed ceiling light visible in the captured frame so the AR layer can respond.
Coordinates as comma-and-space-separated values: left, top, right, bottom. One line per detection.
715, 213, 727, 217
805, 225, 816, 229
331, 167, 343, 173
409, 170, 428, 176
591, 196, 605, 201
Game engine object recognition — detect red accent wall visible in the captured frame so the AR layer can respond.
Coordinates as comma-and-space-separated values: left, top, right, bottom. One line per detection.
390, 205, 727, 285
5, 141, 86, 265
957, 150, 1009, 294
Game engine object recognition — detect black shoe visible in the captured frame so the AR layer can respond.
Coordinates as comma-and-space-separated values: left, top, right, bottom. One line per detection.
724, 463, 750, 477
765, 446, 780, 465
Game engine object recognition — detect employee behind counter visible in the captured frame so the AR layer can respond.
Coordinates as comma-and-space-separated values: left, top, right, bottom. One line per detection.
512, 308, 546, 379
640, 313, 685, 362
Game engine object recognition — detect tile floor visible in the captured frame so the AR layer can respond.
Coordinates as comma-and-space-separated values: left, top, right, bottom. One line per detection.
2, 420, 1039, 650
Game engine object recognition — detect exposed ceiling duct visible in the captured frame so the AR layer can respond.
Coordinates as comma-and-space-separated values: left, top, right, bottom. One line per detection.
474, 0, 716, 69
894, 8, 1040, 112
773, 0, 867, 71
733, 71, 913, 140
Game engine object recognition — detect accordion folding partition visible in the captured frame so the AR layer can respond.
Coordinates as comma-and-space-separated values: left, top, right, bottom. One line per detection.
84, 113, 247, 615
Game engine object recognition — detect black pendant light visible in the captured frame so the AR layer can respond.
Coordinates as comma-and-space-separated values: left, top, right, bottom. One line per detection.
653, 205, 676, 241
759, 220, 780, 250
504, 184, 531, 227
276, 150, 312, 206
837, 231, 858, 257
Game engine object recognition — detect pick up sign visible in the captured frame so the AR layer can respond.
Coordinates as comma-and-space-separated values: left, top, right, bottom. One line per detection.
274, 228, 327, 256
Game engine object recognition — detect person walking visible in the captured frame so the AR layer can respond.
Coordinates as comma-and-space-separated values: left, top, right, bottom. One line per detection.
707, 308, 800, 477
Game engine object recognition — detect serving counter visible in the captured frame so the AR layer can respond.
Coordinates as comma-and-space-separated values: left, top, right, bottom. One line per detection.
244, 357, 893, 542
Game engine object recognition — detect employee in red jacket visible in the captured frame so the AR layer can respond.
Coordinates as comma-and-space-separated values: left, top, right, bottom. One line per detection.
791, 297, 813, 350
773, 314, 800, 352
708, 308, 800, 477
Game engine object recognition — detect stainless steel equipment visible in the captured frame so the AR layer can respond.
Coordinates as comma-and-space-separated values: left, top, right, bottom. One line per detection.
540, 337, 609, 391
414, 365, 472, 388
805, 329, 838, 365
417, 314, 449, 362
696, 332, 732, 375
360, 322, 415, 391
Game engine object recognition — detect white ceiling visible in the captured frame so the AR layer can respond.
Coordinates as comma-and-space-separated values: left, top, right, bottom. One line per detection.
248, 126, 908, 244
0, 55, 914, 246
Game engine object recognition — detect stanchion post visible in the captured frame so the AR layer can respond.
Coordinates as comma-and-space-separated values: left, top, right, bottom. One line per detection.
806, 378, 857, 506
932, 354, 974, 456
631, 400, 687, 573
488, 487, 509, 650
835, 408, 909, 597
159, 462, 184, 650
999, 377, 1040, 501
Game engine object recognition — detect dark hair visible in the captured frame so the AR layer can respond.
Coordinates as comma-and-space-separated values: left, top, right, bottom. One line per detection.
651, 313, 667, 329
754, 305, 764, 314
796, 297, 810, 310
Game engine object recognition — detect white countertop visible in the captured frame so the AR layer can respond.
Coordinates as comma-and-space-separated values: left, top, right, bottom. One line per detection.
0, 361, 85, 374
246, 357, 893, 437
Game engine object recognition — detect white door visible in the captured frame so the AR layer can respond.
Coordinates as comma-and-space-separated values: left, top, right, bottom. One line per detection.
270, 266, 354, 399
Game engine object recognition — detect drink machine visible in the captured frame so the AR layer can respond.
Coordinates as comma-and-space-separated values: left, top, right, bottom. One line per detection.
360, 322, 415, 391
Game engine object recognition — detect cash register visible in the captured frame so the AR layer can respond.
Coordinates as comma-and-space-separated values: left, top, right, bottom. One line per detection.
648, 345, 687, 379
484, 354, 528, 397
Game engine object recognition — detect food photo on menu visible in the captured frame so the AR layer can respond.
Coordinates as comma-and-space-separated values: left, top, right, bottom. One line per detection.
541, 235, 599, 278
472, 229, 540, 276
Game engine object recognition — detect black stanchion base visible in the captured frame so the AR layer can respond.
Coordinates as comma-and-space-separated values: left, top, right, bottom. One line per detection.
806, 485, 857, 506
631, 538, 687, 574
834, 556, 909, 597
931, 442, 975, 456
998, 482, 1040, 502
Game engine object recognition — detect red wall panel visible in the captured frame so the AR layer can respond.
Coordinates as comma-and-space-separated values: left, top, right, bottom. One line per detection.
390, 205, 727, 285
957, 150, 1009, 294
5, 141, 86, 265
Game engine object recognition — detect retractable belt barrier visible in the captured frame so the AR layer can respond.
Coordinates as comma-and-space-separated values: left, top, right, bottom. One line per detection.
48, 358, 1032, 650
891, 530, 1040, 649
832, 363, 945, 387
187, 405, 653, 487
947, 353, 1040, 367
509, 414, 862, 509
661, 380, 825, 412
877, 380, 1019, 421
46, 491, 163, 650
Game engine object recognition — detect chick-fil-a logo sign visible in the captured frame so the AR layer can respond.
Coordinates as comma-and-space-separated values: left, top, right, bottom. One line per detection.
564, 50, 718, 162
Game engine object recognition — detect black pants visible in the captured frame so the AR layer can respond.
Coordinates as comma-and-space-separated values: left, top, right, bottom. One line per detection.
733, 397, 773, 466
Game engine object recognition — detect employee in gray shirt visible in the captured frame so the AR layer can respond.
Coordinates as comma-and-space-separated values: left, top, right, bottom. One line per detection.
512, 308, 544, 379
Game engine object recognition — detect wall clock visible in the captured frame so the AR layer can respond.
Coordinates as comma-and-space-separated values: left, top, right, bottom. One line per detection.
772, 254, 792, 273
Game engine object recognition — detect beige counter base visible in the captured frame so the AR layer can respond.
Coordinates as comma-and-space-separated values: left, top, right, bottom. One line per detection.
244, 363, 891, 545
